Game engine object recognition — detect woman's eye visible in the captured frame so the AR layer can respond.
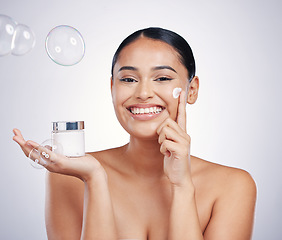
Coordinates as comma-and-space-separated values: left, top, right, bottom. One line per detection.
120, 78, 137, 82
154, 77, 173, 81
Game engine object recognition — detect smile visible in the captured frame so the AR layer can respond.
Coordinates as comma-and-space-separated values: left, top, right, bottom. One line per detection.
128, 106, 164, 115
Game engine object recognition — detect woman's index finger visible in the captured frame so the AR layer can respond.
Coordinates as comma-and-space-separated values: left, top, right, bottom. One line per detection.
176, 90, 187, 131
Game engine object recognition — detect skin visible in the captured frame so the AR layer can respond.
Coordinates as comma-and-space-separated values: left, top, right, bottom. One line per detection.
13, 37, 257, 240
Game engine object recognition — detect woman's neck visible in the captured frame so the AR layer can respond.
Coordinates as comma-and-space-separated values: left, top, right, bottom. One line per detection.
122, 136, 165, 178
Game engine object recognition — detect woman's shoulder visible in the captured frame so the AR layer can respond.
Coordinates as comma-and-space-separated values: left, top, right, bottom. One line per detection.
191, 156, 257, 196
47, 146, 124, 184
88, 146, 125, 164
45, 148, 121, 189
87, 146, 128, 175
192, 156, 257, 237
88, 146, 122, 158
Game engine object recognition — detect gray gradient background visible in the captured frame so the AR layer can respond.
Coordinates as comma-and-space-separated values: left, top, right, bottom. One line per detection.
1, 0, 281, 239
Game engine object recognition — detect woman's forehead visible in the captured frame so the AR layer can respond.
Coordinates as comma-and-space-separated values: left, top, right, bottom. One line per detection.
114, 37, 185, 73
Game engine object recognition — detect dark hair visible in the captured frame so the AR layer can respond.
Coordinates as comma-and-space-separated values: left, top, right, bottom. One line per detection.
111, 27, 196, 82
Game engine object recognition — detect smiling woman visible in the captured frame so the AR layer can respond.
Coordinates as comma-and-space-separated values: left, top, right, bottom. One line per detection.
13, 27, 256, 240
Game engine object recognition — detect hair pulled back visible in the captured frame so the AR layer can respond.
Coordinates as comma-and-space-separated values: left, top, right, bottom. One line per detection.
111, 27, 195, 82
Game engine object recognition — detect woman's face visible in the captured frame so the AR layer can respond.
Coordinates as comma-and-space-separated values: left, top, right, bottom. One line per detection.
111, 37, 190, 140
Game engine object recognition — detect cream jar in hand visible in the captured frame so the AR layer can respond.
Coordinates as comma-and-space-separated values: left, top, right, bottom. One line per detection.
52, 121, 85, 157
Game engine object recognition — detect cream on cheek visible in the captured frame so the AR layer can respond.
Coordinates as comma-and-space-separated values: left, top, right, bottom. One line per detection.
172, 87, 182, 98
155, 87, 178, 121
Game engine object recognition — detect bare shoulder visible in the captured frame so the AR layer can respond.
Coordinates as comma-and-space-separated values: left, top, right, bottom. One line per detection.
88, 145, 127, 173
192, 156, 257, 239
45, 148, 119, 212
191, 157, 256, 190
46, 145, 124, 188
45, 147, 124, 239
191, 155, 257, 198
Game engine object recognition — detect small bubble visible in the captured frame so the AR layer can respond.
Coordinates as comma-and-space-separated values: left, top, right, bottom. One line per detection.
11, 24, 35, 56
0, 14, 36, 56
0, 14, 17, 56
29, 139, 63, 169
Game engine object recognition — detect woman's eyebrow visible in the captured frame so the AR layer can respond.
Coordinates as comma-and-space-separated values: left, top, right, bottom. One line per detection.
118, 65, 177, 73
118, 66, 138, 72
152, 65, 177, 73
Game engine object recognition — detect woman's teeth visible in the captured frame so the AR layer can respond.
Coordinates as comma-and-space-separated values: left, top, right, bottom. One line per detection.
130, 107, 163, 115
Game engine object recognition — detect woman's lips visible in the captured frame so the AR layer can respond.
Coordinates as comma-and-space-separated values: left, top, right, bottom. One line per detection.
127, 105, 165, 120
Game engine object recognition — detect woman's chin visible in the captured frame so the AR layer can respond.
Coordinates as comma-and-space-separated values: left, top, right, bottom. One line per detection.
126, 125, 160, 141
132, 132, 159, 141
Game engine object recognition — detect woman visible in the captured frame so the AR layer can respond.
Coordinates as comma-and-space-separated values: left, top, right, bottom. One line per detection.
13, 27, 256, 240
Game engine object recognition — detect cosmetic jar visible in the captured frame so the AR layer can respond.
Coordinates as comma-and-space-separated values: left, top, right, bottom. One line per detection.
52, 121, 85, 157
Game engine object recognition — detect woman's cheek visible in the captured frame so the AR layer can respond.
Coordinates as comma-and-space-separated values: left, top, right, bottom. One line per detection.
112, 85, 128, 104
168, 103, 178, 121
112, 88, 124, 117
158, 89, 179, 121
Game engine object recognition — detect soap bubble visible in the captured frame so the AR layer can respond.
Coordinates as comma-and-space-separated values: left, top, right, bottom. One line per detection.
12, 24, 35, 56
28, 139, 63, 169
0, 14, 17, 56
45, 25, 85, 66
0, 14, 36, 57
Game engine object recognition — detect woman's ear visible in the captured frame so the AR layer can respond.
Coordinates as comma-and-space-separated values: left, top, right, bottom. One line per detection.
110, 76, 113, 93
187, 76, 199, 104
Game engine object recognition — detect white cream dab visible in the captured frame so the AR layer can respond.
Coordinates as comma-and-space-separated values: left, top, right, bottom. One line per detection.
172, 87, 182, 98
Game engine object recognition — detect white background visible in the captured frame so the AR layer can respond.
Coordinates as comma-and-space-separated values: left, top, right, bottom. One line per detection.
1, 0, 281, 239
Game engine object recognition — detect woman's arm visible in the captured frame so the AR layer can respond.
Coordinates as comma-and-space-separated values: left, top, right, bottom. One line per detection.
46, 165, 118, 240
203, 169, 257, 240
157, 88, 256, 239
45, 173, 84, 239
13, 129, 118, 240
157, 91, 204, 239
168, 183, 203, 240
81, 173, 118, 239
168, 169, 256, 240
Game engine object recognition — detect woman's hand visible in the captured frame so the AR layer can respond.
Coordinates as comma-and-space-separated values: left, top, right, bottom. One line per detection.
12, 128, 106, 182
157, 91, 192, 188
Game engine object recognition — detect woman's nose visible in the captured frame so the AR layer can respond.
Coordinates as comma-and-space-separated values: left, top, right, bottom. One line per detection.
135, 80, 154, 100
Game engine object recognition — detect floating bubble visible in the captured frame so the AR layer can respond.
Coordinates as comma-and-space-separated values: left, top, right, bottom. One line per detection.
28, 139, 63, 169
12, 24, 35, 56
0, 14, 17, 56
45, 25, 85, 66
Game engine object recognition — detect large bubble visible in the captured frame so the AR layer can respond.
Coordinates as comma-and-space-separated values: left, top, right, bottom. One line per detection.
45, 25, 85, 66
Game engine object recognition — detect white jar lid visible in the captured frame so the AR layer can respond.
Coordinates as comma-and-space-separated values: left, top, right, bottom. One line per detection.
52, 121, 84, 131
